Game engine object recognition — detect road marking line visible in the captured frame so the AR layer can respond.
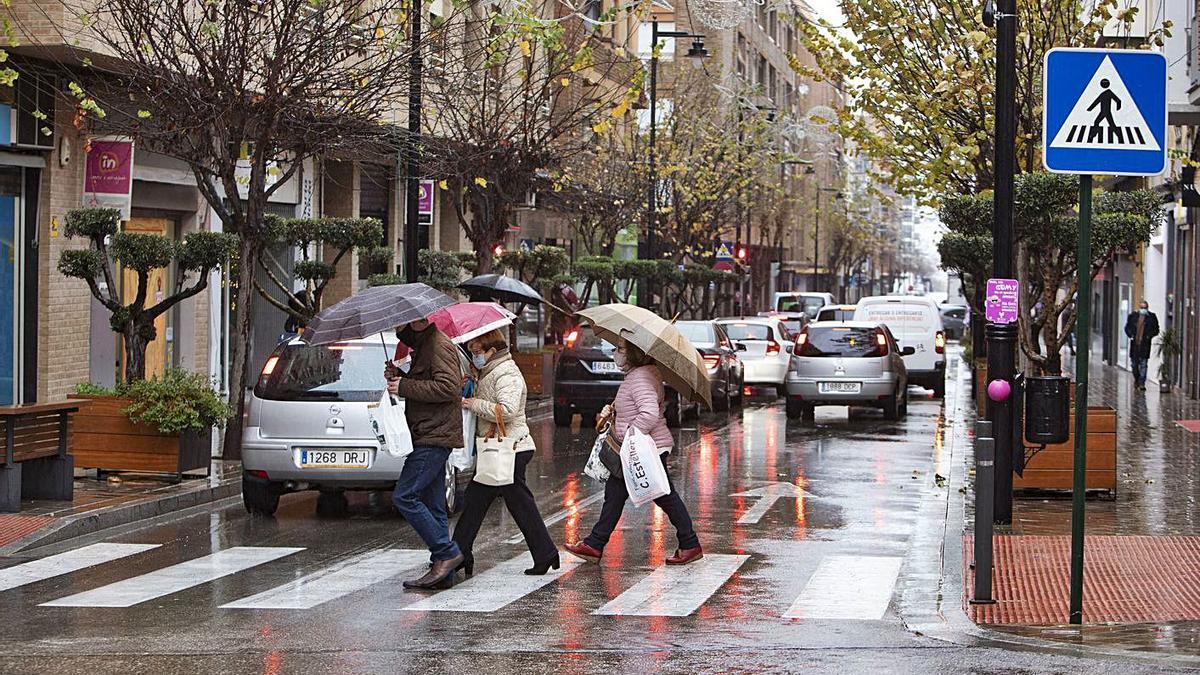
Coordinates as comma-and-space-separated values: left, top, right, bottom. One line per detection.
0, 543, 161, 593
40, 546, 303, 608
593, 554, 749, 617
506, 491, 605, 544
784, 555, 902, 620
220, 548, 428, 610
400, 552, 581, 613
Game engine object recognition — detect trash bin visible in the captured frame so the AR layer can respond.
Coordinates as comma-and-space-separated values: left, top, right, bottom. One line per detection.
1024, 376, 1070, 445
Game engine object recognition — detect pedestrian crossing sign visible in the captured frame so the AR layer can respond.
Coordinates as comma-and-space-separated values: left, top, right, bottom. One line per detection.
1043, 48, 1167, 176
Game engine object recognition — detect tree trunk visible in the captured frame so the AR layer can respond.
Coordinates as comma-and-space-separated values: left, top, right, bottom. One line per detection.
476, 241, 495, 274
122, 325, 149, 383
222, 236, 263, 460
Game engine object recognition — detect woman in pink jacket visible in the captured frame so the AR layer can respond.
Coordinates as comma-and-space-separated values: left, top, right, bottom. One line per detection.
565, 339, 703, 566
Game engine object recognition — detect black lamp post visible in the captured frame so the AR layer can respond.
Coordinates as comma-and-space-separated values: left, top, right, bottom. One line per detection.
643, 19, 707, 308
403, 0, 424, 282
812, 186, 841, 291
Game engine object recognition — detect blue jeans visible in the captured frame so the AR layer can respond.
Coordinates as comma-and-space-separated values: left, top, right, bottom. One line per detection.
1131, 356, 1149, 387
392, 445, 460, 561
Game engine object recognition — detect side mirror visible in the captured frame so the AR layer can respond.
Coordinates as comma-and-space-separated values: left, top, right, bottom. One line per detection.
901, 346, 916, 356
736, 343, 748, 352
784, 344, 794, 354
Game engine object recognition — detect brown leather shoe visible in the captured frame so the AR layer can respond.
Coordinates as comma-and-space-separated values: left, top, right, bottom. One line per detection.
403, 553, 464, 590
666, 546, 703, 565
565, 541, 602, 563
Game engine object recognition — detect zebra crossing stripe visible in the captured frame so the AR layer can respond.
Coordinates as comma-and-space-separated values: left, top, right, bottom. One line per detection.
783, 555, 902, 620
40, 546, 303, 608
220, 548, 428, 610
0, 543, 160, 593
593, 554, 749, 617
401, 552, 581, 613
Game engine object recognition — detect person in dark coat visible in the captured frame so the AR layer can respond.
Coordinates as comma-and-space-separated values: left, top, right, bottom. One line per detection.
386, 319, 465, 589
1124, 300, 1159, 391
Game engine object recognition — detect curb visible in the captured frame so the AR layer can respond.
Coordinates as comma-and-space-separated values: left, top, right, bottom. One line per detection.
0, 477, 241, 557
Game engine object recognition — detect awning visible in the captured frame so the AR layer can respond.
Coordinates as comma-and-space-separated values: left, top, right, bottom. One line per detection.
1169, 103, 1200, 127
0, 151, 45, 168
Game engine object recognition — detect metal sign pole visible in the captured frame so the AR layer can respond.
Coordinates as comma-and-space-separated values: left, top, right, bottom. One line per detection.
1069, 174, 1093, 625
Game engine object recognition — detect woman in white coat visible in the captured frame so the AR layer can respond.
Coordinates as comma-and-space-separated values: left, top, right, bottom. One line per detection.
451, 329, 559, 576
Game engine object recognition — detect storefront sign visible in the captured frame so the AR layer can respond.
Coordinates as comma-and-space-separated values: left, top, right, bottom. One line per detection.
985, 278, 1020, 324
1182, 166, 1200, 208
83, 137, 134, 219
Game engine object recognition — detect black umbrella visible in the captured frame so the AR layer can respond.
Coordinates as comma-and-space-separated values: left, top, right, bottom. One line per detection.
302, 283, 456, 347
458, 274, 543, 305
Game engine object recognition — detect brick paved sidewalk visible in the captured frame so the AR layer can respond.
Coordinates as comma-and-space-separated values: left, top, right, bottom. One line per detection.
961, 355, 1200, 655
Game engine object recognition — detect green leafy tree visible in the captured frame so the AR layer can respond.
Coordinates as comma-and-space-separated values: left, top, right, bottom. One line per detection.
255, 217, 384, 329
58, 208, 237, 382
496, 245, 571, 292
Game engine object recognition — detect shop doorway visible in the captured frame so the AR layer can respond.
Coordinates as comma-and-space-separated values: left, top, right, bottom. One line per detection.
120, 217, 173, 381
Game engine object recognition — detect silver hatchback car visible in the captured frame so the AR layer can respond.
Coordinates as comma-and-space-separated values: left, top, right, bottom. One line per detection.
241, 335, 469, 517
784, 321, 913, 423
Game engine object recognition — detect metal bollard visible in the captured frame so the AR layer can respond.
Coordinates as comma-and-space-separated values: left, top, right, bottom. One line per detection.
971, 420, 997, 605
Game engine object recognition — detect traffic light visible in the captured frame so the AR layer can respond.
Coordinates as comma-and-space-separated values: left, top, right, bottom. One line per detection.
735, 245, 748, 261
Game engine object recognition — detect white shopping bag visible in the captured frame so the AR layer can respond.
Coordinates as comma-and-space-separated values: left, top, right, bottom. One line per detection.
620, 428, 669, 507
583, 423, 611, 483
367, 392, 414, 459
450, 409, 476, 471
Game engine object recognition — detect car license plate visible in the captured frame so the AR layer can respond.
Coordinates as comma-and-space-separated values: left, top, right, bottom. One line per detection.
592, 361, 619, 373
819, 381, 861, 394
297, 449, 372, 469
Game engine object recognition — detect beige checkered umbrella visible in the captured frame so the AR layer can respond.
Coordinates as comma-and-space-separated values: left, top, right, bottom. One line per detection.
577, 303, 712, 410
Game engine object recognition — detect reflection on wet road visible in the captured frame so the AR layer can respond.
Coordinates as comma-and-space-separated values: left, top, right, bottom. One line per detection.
0, 387, 1171, 673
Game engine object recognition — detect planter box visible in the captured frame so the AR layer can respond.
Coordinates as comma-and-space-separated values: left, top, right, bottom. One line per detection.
69, 396, 210, 477
1014, 406, 1117, 494
513, 350, 557, 398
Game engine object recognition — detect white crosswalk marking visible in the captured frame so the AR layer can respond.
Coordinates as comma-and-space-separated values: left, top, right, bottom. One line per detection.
401, 552, 580, 613
220, 548, 428, 610
783, 555, 902, 620
40, 546, 303, 608
593, 554, 749, 617
0, 543, 160, 593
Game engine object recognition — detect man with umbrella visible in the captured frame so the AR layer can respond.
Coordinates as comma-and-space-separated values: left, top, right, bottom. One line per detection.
304, 283, 465, 589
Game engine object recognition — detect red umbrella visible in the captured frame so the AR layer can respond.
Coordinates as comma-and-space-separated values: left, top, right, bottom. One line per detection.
428, 302, 518, 344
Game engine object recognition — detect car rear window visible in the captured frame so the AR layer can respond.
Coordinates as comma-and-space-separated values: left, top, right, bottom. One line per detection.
800, 326, 884, 358
256, 341, 394, 402
722, 323, 772, 341
566, 326, 614, 351
943, 309, 966, 320
676, 323, 715, 346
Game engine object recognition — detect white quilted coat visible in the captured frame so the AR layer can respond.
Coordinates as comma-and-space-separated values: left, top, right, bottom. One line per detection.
468, 352, 536, 452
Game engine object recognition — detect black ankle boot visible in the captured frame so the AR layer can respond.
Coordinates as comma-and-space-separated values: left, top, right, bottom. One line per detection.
457, 553, 474, 577
524, 554, 560, 576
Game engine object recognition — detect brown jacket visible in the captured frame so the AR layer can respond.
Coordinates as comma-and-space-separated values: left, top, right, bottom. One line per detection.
394, 325, 463, 449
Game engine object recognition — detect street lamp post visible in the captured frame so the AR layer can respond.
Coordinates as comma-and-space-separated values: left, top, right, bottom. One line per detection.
403, 0, 424, 283
776, 159, 807, 294
812, 186, 840, 292
643, 19, 707, 308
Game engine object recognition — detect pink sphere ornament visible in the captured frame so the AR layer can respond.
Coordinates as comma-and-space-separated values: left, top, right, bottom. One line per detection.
987, 379, 1012, 402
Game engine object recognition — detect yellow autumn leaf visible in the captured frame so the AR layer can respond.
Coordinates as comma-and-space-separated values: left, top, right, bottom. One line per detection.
519, 40, 531, 57
610, 99, 630, 118
438, 179, 449, 190
560, 77, 570, 87
474, 177, 488, 187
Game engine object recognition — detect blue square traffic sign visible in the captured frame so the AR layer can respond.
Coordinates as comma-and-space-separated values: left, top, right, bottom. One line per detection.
1042, 48, 1167, 176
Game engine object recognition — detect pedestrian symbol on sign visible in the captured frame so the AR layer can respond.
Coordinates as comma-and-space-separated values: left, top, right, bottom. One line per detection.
1050, 57, 1159, 151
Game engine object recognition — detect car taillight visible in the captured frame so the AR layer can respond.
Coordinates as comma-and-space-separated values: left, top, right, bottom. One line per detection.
260, 356, 279, 381
248, 470, 269, 480
935, 331, 946, 354
702, 353, 720, 370
875, 330, 890, 356
766, 340, 781, 355
565, 329, 579, 349
795, 332, 808, 348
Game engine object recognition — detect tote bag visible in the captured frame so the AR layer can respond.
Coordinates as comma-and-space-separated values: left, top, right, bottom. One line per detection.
583, 422, 611, 482
367, 392, 414, 459
620, 428, 669, 507
474, 404, 518, 486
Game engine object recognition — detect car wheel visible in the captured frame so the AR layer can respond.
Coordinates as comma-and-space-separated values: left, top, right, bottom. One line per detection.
932, 378, 946, 399
883, 393, 900, 421
553, 405, 573, 427
316, 490, 349, 518
775, 383, 787, 399
785, 396, 803, 419
714, 384, 730, 412
242, 474, 281, 516
444, 461, 464, 515
900, 389, 910, 417
801, 403, 816, 426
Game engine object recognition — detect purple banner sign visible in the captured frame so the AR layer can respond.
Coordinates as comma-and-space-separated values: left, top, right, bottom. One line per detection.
985, 278, 1020, 325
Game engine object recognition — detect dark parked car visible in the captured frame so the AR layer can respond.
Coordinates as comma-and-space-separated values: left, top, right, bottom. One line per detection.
940, 304, 968, 340
674, 320, 743, 412
553, 326, 697, 428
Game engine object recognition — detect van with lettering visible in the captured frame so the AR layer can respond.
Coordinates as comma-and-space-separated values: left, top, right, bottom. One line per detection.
853, 296, 946, 398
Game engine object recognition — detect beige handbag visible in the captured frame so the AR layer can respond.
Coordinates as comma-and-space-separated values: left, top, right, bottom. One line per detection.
473, 403, 518, 486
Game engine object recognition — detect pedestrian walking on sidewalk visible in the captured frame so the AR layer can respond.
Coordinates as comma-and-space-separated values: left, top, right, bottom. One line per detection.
452, 330, 560, 576
386, 319, 466, 589
565, 338, 704, 566
1124, 300, 1159, 391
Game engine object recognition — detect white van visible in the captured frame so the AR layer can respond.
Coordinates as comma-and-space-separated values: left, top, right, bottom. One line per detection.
853, 296, 946, 397
773, 292, 836, 320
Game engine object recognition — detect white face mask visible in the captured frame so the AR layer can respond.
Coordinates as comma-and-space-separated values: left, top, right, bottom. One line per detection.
613, 350, 630, 373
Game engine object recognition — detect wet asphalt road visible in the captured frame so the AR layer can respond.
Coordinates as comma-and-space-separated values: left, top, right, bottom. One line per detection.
0, 375, 1189, 674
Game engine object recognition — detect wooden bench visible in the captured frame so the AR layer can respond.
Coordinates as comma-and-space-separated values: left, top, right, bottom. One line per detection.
0, 401, 84, 512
